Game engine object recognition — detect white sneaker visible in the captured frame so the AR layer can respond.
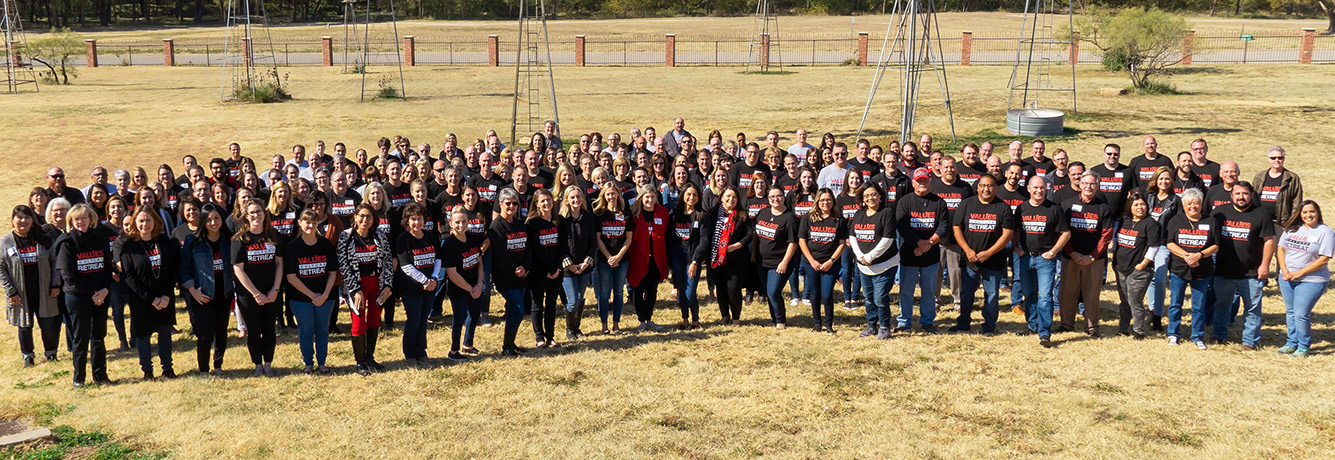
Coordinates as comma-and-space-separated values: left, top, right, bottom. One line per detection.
789, 299, 799, 307
1195, 340, 1208, 350
1168, 336, 1180, 345
802, 299, 812, 306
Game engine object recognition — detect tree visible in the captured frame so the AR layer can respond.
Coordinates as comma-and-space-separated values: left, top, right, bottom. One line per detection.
1075, 7, 1189, 90
29, 28, 83, 85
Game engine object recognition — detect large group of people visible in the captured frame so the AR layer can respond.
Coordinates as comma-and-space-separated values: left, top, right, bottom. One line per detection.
2, 119, 1329, 388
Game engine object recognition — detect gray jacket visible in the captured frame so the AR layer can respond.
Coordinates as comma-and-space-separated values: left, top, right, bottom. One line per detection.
0, 232, 60, 326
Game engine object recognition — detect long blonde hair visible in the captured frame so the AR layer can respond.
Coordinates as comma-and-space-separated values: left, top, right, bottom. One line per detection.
558, 186, 586, 218
593, 185, 625, 216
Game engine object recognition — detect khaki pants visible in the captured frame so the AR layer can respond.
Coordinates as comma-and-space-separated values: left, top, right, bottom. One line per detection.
1059, 257, 1105, 333
937, 244, 965, 306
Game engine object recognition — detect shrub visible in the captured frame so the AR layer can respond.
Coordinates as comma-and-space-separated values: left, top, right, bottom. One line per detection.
1076, 8, 1189, 90
233, 68, 292, 103
376, 74, 400, 99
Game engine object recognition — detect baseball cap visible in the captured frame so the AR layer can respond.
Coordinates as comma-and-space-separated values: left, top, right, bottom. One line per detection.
912, 168, 931, 181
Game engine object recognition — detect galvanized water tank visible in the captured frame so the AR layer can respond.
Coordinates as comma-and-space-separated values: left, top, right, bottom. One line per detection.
1006, 108, 1065, 136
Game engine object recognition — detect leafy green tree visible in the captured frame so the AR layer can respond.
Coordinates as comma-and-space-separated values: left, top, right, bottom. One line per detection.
29, 27, 83, 85
1075, 7, 1189, 89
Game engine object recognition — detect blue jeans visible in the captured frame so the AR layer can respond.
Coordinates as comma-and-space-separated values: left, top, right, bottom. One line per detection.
765, 267, 793, 324
291, 298, 333, 366
898, 263, 939, 328
1146, 247, 1169, 316
804, 264, 838, 328
480, 253, 493, 315
1213, 277, 1263, 346
1018, 254, 1058, 337
957, 265, 1003, 332
450, 294, 484, 352
498, 288, 527, 348
595, 261, 628, 325
671, 248, 700, 322
1280, 279, 1325, 350
1168, 274, 1211, 341
108, 283, 128, 345
563, 272, 593, 314
134, 324, 173, 374
859, 269, 894, 329
840, 247, 860, 302
1009, 247, 1023, 308
400, 294, 432, 360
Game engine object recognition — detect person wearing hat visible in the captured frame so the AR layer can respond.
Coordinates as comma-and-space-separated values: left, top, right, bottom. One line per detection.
893, 168, 950, 333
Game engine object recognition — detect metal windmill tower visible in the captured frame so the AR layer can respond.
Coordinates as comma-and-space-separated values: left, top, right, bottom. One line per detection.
219, 0, 279, 101
510, 0, 559, 148
856, 0, 956, 146
746, 0, 782, 73
343, 0, 405, 101
1, 0, 38, 94
1006, 0, 1077, 114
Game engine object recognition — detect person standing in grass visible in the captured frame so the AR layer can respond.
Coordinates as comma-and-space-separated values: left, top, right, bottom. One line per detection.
1059, 173, 1116, 338
849, 184, 898, 340
1, 205, 59, 368
799, 189, 846, 334
394, 203, 441, 365
948, 175, 1015, 337
1277, 200, 1332, 358
488, 189, 533, 357
559, 186, 597, 340
338, 203, 395, 375
895, 168, 949, 334
1211, 182, 1275, 350
669, 183, 706, 331
526, 190, 563, 347
697, 187, 752, 326
284, 209, 339, 374
627, 185, 670, 333
1112, 191, 1161, 340
593, 187, 632, 334
115, 208, 180, 380
442, 207, 485, 362
231, 200, 284, 377
1164, 189, 1219, 350
180, 204, 233, 376
55, 204, 112, 388
755, 187, 799, 330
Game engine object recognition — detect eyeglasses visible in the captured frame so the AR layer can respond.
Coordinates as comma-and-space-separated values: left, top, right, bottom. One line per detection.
501, 202, 518, 207
49, 174, 65, 179
434, 168, 446, 172
1269, 156, 1285, 161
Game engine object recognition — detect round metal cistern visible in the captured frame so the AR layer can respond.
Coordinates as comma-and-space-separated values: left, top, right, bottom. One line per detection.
1006, 108, 1065, 137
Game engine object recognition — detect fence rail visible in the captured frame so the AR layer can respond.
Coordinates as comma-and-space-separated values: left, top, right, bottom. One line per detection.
76, 29, 1331, 68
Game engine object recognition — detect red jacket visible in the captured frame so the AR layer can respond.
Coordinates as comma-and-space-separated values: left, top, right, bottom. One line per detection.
626, 206, 670, 287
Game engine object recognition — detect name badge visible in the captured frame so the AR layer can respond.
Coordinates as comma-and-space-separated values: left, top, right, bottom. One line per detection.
1071, 204, 1083, 212
654, 218, 663, 226
1114, 172, 1123, 178
5, 247, 16, 257
1198, 224, 1211, 231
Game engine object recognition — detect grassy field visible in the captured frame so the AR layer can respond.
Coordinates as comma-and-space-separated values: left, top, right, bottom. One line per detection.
26, 12, 1331, 42
2, 44, 1335, 458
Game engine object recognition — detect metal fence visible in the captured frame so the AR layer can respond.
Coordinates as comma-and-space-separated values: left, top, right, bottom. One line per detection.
76, 31, 1331, 67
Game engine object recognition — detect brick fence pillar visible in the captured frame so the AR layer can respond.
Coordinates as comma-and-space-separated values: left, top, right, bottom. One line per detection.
1181, 30, 1194, 65
1300, 28, 1316, 64
665, 34, 675, 67
321, 37, 333, 66
858, 32, 869, 65
488, 35, 499, 67
162, 38, 175, 66
960, 31, 972, 66
1069, 32, 1079, 64
404, 36, 415, 66
85, 39, 97, 67
241, 37, 252, 67
760, 33, 770, 69
574, 35, 585, 67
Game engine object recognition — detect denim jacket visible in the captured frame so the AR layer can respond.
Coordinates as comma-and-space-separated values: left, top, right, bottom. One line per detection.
179, 234, 234, 299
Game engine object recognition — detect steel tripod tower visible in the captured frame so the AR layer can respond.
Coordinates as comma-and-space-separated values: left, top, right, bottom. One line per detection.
1, 0, 38, 94
510, 0, 559, 148
1006, 0, 1076, 114
746, 0, 782, 73
343, 0, 405, 101
219, 0, 278, 101
856, 0, 956, 146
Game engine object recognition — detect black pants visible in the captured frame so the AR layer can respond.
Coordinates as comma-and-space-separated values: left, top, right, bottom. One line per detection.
188, 295, 231, 372
382, 293, 399, 327
18, 316, 62, 359
66, 293, 108, 384
529, 273, 560, 342
238, 295, 278, 365
633, 263, 662, 323
134, 324, 174, 374
712, 260, 747, 322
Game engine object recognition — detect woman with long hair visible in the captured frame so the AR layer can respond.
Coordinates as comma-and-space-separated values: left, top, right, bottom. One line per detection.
338, 203, 395, 375
487, 188, 532, 356
284, 209, 339, 374
266, 181, 299, 330
1144, 166, 1178, 331
660, 164, 692, 212
669, 183, 706, 330
115, 207, 179, 379
55, 204, 112, 388
697, 187, 753, 325
800, 189, 846, 334
526, 189, 564, 347
1, 205, 60, 367
849, 183, 898, 339
100, 195, 130, 350
593, 186, 633, 334
180, 203, 232, 376
1113, 191, 1161, 339
232, 199, 284, 376
626, 185, 669, 333
395, 203, 441, 365
837, 169, 866, 310
559, 186, 598, 340
442, 207, 485, 362
1277, 200, 1334, 358
786, 168, 819, 307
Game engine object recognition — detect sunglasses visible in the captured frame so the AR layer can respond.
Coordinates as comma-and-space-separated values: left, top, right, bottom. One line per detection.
49, 174, 65, 179
434, 168, 446, 172
501, 202, 518, 207
1269, 156, 1285, 161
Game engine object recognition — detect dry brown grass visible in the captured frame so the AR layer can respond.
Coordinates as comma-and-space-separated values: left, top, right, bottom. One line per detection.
2, 37, 1335, 459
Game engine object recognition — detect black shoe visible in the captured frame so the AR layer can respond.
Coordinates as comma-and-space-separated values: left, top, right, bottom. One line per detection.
368, 359, 386, 372
446, 352, 468, 362
502, 348, 521, 357
824, 326, 836, 335
329, 324, 343, 334
1015, 330, 1034, 336
1055, 324, 1074, 333
921, 325, 938, 334
23, 357, 34, 368
566, 330, 578, 341
1151, 314, 1163, 331
118, 340, 130, 351
93, 375, 111, 385
356, 364, 371, 376
1040, 336, 1054, 348
893, 325, 911, 333
163, 369, 177, 379
143, 370, 155, 380
461, 346, 479, 355
947, 325, 969, 333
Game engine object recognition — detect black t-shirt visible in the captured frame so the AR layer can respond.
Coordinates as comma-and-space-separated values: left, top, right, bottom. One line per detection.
1024, 157, 1055, 176
800, 214, 846, 263
1204, 184, 1234, 214
14, 235, 41, 306
1009, 161, 1037, 187
930, 177, 974, 213
487, 217, 530, 291
849, 209, 897, 265
952, 198, 1016, 270
270, 204, 299, 241
869, 171, 908, 210
230, 239, 279, 296
896, 193, 950, 267
345, 231, 384, 279
955, 161, 987, 186
503, 186, 535, 220
527, 216, 563, 275
836, 194, 863, 221
527, 172, 553, 191
1050, 186, 1079, 210
787, 191, 816, 219
1214, 205, 1276, 278
1113, 217, 1163, 274
465, 173, 506, 205
773, 173, 799, 195
849, 158, 882, 183
1049, 173, 1072, 195
754, 207, 799, 269
384, 182, 413, 209
441, 234, 484, 298
327, 189, 362, 228
994, 185, 1028, 216
1190, 161, 1221, 188
1257, 173, 1283, 220
282, 237, 337, 302
596, 210, 630, 260
744, 196, 769, 220
1064, 196, 1115, 259
730, 162, 773, 192
394, 232, 440, 297
1166, 213, 1220, 280
1128, 154, 1174, 193
1089, 163, 1135, 216
1017, 199, 1069, 253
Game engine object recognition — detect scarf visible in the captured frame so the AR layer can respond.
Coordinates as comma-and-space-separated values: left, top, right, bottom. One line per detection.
711, 207, 736, 268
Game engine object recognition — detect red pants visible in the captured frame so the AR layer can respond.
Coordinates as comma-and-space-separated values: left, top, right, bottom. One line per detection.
351, 276, 383, 337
